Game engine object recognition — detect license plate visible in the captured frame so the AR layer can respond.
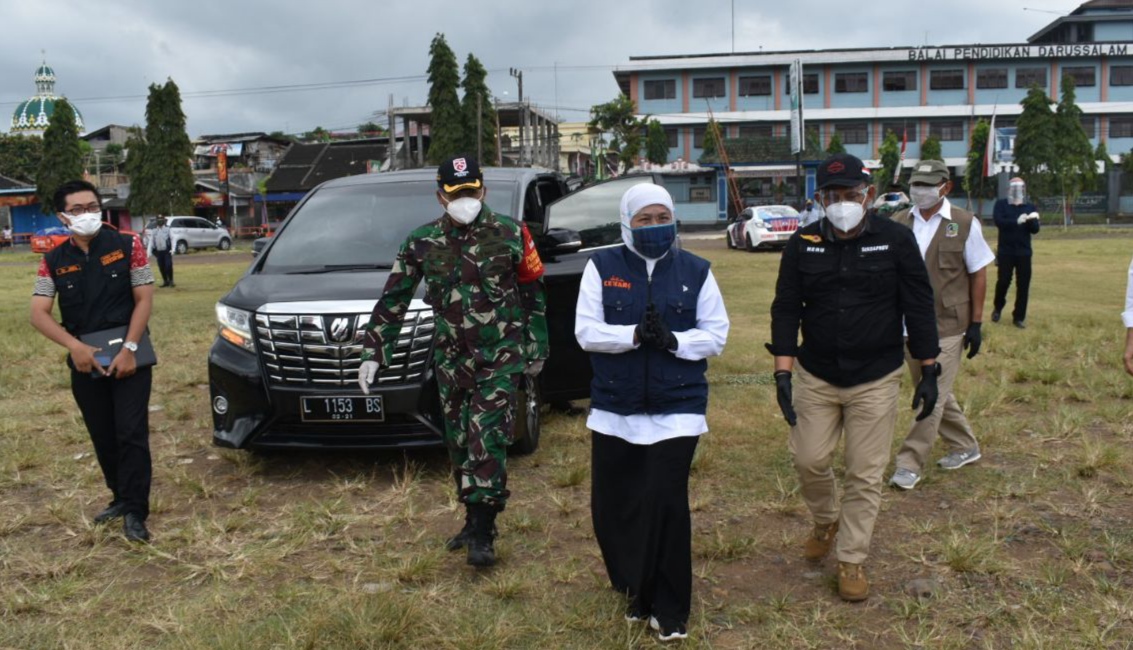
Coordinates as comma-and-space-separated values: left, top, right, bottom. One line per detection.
300, 395, 384, 422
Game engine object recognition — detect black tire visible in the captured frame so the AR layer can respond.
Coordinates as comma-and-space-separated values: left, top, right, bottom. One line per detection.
745, 234, 756, 252
218, 237, 231, 251
509, 376, 542, 455
175, 239, 188, 254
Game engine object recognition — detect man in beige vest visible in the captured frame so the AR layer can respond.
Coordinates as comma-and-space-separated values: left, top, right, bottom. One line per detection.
889, 161, 995, 490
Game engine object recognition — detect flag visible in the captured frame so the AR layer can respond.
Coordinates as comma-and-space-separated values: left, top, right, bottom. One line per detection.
984, 108, 998, 178
894, 128, 907, 185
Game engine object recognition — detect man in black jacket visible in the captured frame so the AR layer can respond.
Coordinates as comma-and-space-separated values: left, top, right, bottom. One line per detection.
992, 177, 1040, 328
767, 154, 940, 602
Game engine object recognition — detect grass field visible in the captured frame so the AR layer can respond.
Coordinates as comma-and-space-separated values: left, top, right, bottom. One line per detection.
1, 234, 1132, 649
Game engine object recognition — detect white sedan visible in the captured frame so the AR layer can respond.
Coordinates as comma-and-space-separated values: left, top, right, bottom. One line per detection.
727, 205, 801, 251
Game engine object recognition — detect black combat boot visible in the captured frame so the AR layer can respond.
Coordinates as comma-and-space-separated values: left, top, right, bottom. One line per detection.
445, 505, 475, 552
466, 503, 499, 567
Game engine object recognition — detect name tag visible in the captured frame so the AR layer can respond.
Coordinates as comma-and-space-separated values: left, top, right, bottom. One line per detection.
100, 249, 125, 265
860, 244, 889, 253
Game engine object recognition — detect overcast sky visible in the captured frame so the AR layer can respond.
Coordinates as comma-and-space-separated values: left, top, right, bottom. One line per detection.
1, 0, 1076, 138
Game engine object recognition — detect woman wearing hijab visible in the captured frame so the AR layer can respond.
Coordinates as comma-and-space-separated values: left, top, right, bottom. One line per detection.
574, 183, 729, 642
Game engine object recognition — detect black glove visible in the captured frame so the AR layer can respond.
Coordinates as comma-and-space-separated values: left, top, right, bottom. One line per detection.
634, 309, 652, 347
642, 305, 678, 351
774, 370, 797, 426
912, 362, 941, 421
963, 322, 982, 359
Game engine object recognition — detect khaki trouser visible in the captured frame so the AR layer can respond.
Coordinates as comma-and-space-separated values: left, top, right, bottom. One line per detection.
789, 364, 903, 564
896, 334, 979, 474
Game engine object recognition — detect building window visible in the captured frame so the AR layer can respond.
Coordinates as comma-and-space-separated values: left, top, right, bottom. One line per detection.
643, 79, 676, 100
930, 121, 965, 141
881, 121, 917, 141
739, 124, 773, 138
689, 186, 713, 203
738, 75, 772, 97
835, 122, 869, 145
930, 69, 965, 90
693, 127, 707, 148
1111, 117, 1133, 138
1016, 67, 1048, 89
976, 68, 1008, 89
787, 73, 819, 94
692, 77, 727, 98
1111, 65, 1133, 86
664, 128, 679, 148
1063, 66, 1096, 87
1080, 116, 1096, 139
883, 71, 917, 92
835, 72, 868, 93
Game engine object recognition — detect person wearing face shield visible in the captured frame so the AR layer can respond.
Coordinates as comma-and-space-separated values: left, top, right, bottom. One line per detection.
574, 184, 728, 641
357, 156, 547, 568
767, 154, 940, 602
29, 180, 157, 542
992, 178, 1040, 328
888, 161, 996, 492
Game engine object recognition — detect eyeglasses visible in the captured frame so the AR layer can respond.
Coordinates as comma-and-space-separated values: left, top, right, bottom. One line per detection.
63, 203, 101, 217
818, 189, 869, 205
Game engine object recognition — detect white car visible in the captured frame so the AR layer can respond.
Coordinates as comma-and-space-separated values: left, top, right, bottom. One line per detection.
146, 216, 232, 254
727, 205, 800, 251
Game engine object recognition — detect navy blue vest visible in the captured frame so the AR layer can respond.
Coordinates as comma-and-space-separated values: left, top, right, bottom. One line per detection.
44, 229, 136, 336
589, 246, 711, 416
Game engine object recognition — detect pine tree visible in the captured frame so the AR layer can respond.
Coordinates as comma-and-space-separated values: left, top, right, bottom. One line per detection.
460, 53, 497, 164
920, 136, 943, 162
36, 99, 84, 214
963, 119, 992, 202
876, 130, 900, 191
645, 120, 669, 164
126, 81, 195, 216
1051, 75, 1097, 224
699, 119, 721, 163
426, 33, 465, 164
1013, 85, 1057, 198
826, 132, 846, 155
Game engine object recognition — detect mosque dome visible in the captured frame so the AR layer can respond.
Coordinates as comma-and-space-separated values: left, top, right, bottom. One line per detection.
9, 60, 84, 136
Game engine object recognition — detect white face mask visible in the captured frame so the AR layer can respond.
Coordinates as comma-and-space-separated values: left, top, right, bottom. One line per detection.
444, 197, 483, 225
66, 211, 103, 237
910, 185, 944, 211
825, 200, 866, 232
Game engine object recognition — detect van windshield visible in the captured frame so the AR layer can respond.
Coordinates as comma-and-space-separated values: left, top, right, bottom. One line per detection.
260, 181, 516, 273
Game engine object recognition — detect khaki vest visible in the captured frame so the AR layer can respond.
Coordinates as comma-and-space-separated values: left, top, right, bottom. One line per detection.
895, 206, 973, 338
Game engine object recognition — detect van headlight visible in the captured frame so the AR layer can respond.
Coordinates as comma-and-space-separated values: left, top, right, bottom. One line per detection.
216, 303, 255, 352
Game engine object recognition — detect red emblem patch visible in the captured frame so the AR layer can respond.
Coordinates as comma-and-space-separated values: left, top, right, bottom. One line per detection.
828, 161, 845, 173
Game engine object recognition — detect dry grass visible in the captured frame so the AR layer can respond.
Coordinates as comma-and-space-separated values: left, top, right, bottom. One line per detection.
2, 233, 1132, 649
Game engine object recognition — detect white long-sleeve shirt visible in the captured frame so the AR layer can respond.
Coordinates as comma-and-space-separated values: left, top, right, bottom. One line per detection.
1123, 255, 1133, 329
574, 255, 729, 445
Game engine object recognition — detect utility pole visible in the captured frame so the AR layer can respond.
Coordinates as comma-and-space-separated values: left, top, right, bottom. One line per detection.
510, 67, 524, 165
731, 0, 735, 53
476, 90, 483, 163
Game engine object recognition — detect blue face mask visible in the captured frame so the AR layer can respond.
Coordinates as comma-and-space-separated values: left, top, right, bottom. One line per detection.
631, 223, 677, 259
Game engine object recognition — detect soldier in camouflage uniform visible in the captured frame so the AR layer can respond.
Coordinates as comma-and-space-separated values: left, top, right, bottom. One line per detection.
358, 155, 548, 567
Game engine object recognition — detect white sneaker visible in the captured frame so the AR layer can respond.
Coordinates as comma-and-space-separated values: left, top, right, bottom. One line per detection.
888, 467, 921, 490
938, 447, 981, 470
650, 616, 688, 642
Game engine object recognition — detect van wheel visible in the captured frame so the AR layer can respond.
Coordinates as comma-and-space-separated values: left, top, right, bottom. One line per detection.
218, 238, 231, 251
509, 377, 542, 455
175, 240, 188, 254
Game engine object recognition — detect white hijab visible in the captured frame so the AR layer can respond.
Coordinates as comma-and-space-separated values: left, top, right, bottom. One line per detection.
619, 183, 676, 259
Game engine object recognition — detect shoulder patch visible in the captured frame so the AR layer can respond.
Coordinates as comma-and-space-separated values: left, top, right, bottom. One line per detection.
517, 223, 544, 283
800, 234, 822, 243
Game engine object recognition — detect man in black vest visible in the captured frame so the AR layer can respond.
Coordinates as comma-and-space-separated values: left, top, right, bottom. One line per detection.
29, 180, 157, 542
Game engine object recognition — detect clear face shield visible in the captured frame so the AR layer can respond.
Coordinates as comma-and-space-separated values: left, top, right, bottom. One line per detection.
1008, 182, 1026, 206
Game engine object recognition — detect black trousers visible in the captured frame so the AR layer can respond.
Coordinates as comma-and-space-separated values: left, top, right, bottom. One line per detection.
71, 366, 153, 519
591, 431, 698, 627
994, 253, 1032, 323
154, 250, 173, 285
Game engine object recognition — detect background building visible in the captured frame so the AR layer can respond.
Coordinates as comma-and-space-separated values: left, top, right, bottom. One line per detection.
9, 61, 84, 136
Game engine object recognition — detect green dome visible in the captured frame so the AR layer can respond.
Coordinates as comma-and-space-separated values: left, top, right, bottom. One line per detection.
9, 60, 83, 135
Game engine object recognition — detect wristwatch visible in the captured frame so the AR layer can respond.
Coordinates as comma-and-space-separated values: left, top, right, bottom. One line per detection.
122, 341, 139, 353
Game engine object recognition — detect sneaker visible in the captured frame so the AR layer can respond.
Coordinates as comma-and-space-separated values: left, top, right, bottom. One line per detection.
803, 521, 839, 563
938, 447, 982, 470
625, 606, 649, 623
888, 467, 921, 490
649, 616, 688, 642
991, 310, 1001, 323
838, 562, 869, 602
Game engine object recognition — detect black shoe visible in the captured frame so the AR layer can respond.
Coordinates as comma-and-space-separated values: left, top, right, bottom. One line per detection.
123, 513, 150, 542
1013, 320, 1026, 329
445, 507, 475, 552
991, 310, 1001, 323
466, 504, 498, 567
650, 617, 689, 642
93, 501, 126, 525
168, 282, 176, 288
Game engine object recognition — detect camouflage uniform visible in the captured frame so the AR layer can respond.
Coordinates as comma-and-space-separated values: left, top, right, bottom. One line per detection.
361, 205, 548, 508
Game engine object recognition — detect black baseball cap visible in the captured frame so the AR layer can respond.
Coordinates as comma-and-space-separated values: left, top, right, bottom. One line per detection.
817, 153, 870, 190
436, 155, 483, 193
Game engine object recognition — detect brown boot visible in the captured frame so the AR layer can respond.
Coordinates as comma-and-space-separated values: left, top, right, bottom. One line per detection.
803, 521, 838, 562
838, 562, 869, 602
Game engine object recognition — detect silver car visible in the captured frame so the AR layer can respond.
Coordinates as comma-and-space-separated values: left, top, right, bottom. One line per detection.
147, 216, 232, 254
